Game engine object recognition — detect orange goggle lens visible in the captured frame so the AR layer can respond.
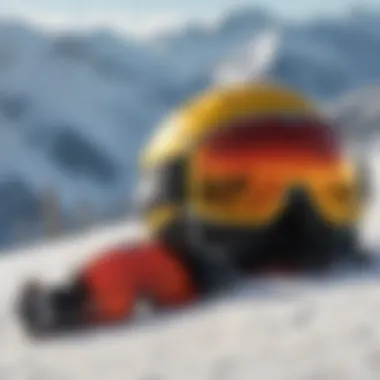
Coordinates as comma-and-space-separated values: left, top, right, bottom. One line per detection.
188, 118, 361, 227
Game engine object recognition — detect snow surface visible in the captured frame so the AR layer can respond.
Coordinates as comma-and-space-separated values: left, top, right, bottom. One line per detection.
0, 144, 379, 379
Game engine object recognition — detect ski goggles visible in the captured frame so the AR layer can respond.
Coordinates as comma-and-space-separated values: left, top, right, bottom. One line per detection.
188, 116, 363, 228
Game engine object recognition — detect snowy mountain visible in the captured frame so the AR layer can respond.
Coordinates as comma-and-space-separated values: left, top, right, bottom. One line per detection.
327, 86, 380, 141
1, 7, 380, 247
154, 8, 380, 99
0, 23, 188, 245
211, 14, 380, 99
152, 7, 280, 86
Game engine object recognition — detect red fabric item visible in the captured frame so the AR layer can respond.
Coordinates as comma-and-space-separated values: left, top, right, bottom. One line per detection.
80, 241, 198, 324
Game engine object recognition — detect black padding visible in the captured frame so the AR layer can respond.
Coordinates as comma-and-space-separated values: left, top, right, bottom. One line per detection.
138, 157, 187, 213
49, 277, 90, 328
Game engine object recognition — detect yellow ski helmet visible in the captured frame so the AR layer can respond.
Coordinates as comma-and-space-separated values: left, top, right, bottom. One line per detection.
138, 83, 366, 241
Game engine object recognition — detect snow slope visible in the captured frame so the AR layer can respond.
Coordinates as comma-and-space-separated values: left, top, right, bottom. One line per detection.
0, 144, 380, 379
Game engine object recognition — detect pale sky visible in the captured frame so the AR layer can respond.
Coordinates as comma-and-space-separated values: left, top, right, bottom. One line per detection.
0, 0, 379, 37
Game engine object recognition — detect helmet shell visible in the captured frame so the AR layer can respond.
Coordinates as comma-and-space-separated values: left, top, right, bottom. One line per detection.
138, 83, 326, 236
